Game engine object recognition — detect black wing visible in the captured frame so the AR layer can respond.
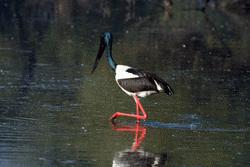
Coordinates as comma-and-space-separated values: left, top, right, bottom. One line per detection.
117, 77, 158, 93
126, 68, 174, 96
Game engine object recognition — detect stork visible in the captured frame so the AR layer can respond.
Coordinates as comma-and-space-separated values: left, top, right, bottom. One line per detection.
91, 32, 174, 122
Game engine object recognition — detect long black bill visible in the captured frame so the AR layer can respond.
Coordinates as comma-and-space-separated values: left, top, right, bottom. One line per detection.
91, 36, 106, 73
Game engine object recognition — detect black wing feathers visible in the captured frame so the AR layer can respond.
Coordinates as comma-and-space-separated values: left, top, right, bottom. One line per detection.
126, 68, 147, 77
126, 68, 174, 96
118, 77, 158, 93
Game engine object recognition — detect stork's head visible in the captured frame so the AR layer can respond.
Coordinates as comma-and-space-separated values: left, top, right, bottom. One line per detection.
103, 32, 113, 45
91, 32, 113, 73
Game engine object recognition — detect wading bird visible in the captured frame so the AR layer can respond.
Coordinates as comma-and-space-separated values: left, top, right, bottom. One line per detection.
91, 32, 174, 122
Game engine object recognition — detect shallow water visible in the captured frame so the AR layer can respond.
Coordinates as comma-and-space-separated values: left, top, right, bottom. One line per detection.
0, 1, 250, 167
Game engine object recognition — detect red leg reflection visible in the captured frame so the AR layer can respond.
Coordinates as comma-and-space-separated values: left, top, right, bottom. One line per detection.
110, 96, 148, 122
111, 123, 147, 151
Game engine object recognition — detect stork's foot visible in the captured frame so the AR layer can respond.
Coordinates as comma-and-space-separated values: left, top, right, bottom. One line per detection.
109, 112, 120, 123
110, 112, 127, 123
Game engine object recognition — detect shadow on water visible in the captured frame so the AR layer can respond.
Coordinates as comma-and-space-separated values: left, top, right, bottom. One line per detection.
143, 121, 248, 132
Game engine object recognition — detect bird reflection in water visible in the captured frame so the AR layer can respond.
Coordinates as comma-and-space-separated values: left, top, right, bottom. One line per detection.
111, 123, 168, 167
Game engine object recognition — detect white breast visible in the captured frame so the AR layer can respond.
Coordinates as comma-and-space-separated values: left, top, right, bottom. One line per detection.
115, 65, 139, 80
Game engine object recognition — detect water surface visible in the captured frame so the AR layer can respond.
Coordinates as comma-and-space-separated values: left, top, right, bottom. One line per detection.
0, 1, 249, 167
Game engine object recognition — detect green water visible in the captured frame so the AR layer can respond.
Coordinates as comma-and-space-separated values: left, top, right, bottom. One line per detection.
0, 1, 249, 167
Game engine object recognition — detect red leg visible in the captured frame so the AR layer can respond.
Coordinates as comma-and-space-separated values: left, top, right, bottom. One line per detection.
110, 96, 148, 122
133, 96, 147, 120
136, 100, 139, 116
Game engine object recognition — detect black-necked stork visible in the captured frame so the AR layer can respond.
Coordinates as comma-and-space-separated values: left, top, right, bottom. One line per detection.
91, 32, 174, 122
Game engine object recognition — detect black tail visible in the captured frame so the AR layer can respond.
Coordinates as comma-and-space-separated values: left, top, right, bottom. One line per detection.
163, 83, 174, 96
152, 74, 174, 96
